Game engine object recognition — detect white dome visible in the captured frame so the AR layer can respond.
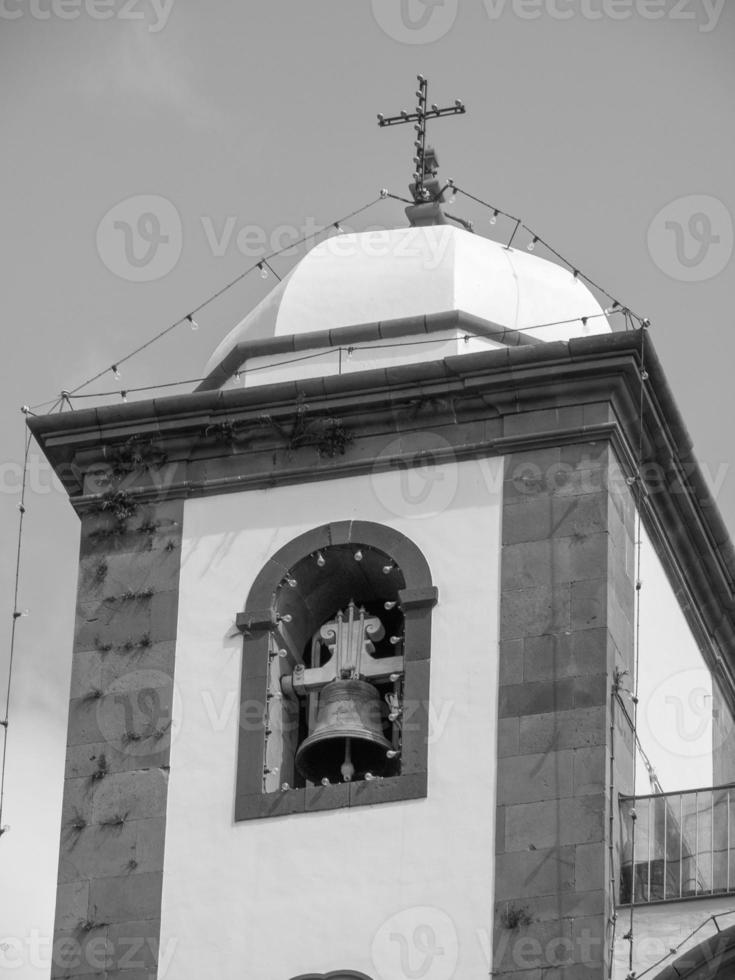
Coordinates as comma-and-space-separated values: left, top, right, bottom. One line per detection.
204, 224, 610, 377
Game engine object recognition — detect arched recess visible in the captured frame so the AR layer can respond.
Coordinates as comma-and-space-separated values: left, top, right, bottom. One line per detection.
290, 973, 373, 980
653, 924, 735, 980
234, 520, 437, 821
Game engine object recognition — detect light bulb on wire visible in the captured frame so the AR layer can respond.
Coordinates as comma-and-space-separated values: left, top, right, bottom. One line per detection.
258, 262, 269, 280
490, 210, 498, 226
187, 315, 199, 331
112, 365, 121, 380
528, 237, 538, 253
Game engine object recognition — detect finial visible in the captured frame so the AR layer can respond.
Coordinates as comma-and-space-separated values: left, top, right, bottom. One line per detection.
377, 75, 467, 216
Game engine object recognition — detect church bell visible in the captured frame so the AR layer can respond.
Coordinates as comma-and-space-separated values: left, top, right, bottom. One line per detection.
295, 679, 395, 784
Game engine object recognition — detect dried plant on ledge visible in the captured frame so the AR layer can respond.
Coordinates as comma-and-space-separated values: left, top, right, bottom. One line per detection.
88, 754, 108, 785
78, 919, 109, 935
260, 401, 353, 459
95, 489, 138, 523
500, 903, 533, 930
99, 812, 128, 830
101, 436, 167, 479
108, 587, 155, 603
79, 688, 104, 705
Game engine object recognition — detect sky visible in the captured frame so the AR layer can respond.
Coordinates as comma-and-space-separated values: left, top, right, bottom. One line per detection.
0, 1, 734, 975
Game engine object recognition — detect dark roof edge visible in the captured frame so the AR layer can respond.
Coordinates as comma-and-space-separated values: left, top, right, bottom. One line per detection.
26, 330, 735, 592
639, 329, 735, 583
195, 309, 542, 392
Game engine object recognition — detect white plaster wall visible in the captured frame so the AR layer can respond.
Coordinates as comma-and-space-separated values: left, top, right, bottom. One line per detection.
613, 896, 735, 979
159, 458, 503, 980
636, 527, 733, 793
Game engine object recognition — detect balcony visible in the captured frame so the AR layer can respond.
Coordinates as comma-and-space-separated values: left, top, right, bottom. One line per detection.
620, 784, 735, 904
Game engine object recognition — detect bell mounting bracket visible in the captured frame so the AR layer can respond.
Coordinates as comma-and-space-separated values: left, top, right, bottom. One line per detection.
281, 600, 404, 699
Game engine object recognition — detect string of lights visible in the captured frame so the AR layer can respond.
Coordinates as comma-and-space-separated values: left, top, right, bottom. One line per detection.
49, 308, 627, 406
0, 427, 33, 839
27, 194, 390, 412
452, 184, 650, 329
24, 181, 651, 415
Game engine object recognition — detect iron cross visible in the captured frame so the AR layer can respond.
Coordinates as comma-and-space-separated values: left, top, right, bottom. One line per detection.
378, 75, 466, 203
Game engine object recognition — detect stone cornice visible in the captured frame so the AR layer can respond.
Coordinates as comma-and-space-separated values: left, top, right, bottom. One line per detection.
197, 308, 541, 391
28, 331, 735, 697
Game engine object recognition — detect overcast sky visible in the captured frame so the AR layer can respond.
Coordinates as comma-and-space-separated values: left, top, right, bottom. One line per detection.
1, 2, 734, 975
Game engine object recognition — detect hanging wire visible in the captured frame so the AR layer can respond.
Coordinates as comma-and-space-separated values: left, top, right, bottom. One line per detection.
626, 324, 649, 975
608, 670, 621, 978
452, 185, 648, 327
640, 910, 735, 979
0, 427, 33, 837
27, 182, 650, 413
28, 195, 390, 412
381, 190, 414, 205
52, 308, 627, 405
634, 910, 735, 979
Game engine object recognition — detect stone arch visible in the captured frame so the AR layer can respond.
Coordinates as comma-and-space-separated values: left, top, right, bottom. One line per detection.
653, 924, 735, 980
235, 520, 437, 820
290, 973, 374, 980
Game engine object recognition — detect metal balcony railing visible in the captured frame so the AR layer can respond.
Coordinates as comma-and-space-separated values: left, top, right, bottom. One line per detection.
620, 784, 735, 904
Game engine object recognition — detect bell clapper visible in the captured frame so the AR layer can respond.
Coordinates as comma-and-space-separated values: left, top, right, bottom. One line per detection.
341, 737, 355, 783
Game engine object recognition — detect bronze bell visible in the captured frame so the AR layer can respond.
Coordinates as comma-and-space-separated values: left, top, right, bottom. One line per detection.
295, 679, 395, 784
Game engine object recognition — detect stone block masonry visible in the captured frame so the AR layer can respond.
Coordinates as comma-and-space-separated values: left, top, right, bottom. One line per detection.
493, 442, 636, 979
50, 496, 183, 980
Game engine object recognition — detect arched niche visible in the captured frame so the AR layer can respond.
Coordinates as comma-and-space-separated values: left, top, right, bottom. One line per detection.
652, 923, 735, 980
290, 973, 374, 980
235, 520, 437, 821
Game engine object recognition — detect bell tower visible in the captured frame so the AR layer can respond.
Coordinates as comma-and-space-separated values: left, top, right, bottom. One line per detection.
29, 81, 735, 980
